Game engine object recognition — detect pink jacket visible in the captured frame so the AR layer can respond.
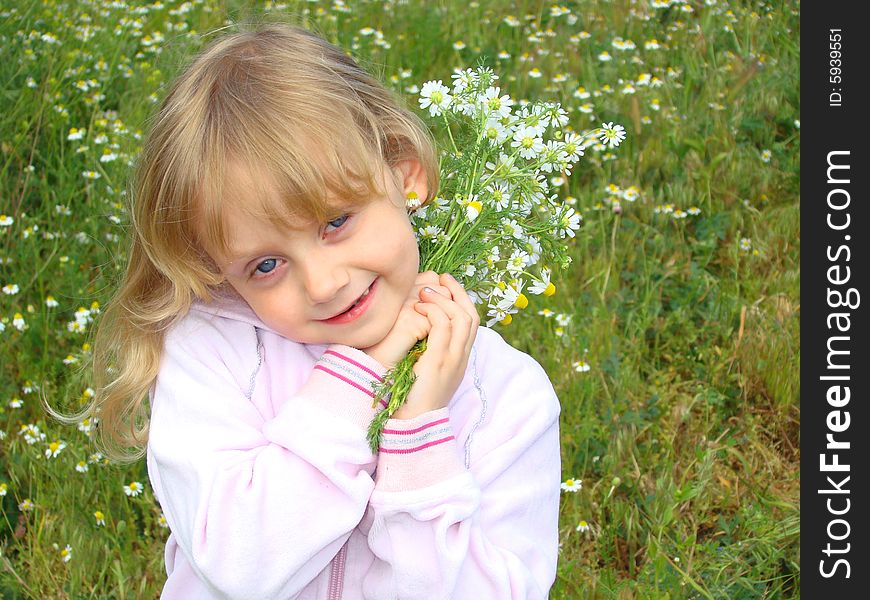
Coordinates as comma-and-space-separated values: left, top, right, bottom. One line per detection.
146, 295, 561, 599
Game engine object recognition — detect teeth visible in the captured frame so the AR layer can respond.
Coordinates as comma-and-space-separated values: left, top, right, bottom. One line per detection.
345, 285, 372, 312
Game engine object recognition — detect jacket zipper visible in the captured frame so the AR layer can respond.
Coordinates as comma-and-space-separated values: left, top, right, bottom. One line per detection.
327, 541, 348, 600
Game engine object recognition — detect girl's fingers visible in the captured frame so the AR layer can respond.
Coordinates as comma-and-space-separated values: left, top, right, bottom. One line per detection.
418, 288, 473, 358
439, 273, 477, 316
436, 274, 479, 354
415, 302, 451, 356
415, 284, 451, 300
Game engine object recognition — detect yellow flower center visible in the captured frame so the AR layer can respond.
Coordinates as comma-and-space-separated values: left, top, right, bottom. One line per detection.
499, 314, 513, 326
513, 293, 529, 309
544, 282, 556, 296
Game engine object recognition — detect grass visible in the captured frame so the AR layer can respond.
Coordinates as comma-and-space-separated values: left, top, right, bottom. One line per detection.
0, 0, 800, 597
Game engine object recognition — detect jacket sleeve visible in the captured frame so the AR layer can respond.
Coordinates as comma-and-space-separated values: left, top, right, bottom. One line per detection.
363, 330, 561, 599
146, 314, 386, 599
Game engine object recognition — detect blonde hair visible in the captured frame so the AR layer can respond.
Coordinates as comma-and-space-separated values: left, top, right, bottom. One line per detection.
74, 23, 438, 460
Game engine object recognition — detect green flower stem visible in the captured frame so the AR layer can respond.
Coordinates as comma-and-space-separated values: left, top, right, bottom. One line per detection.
366, 338, 427, 453
443, 114, 460, 155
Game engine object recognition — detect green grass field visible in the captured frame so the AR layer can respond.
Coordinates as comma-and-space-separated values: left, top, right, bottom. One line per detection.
0, 0, 799, 597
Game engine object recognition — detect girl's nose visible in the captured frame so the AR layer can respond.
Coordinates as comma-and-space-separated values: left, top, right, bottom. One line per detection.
301, 257, 350, 305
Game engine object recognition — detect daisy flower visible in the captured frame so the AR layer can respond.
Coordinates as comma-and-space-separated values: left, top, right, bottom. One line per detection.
511, 126, 545, 160
124, 481, 144, 497
528, 268, 556, 296
599, 122, 626, 148
561, 478, 582, 492
45, 440, 67, 459
572, 360, 591, 372
419, 80, 453, 117
479, 86, 513, 119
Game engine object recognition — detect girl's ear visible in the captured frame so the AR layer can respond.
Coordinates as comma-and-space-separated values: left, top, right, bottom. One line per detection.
393, 159, 429, 204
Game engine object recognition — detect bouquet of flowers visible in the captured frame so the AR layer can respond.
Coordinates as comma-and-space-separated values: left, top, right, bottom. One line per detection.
366, 67, 625, 451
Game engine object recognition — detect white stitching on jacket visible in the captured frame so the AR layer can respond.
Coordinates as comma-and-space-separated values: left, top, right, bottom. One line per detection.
464, 345, 488, 469
245, 327, 263, 400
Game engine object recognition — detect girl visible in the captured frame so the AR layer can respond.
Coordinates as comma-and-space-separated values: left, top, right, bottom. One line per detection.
88, 23, 560, 599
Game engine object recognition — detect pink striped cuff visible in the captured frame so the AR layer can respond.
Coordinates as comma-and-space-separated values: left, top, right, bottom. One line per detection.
379, 416, 454, 454
315, 349, 387, 409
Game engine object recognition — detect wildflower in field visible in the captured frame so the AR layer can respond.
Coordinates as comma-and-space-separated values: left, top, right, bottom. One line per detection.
597, 51, 612, 62
599, 122, 626, 148
419, 80, 452, 116
9, 397, 22, 409
512, 126, 545, 159
576, 520, 590, 532
560, 478, 582, 492
760, 149, 772, 163
94, 511, 106, 526
45, 440, 67, 459
45, 295, 58, 307
81, 170, 101, 179
19, 498, 34, 512
124, 481, 144, 497
19, 424, 46, 445
76, 461, 89, 473
60, 544, 72, 563
739, 238, 753, 251
2, 283, 19, 295
63, 355, 79, 365
572, 360, 591, 373
794, 119, 800, 129
554, 207, 581, 238
100, 149, 118, 163
538, 308, 555, 317
88, 452, 106, 465
67, 127, 85, 141
12, 313, 26, 331
452, 40, 466, 50
622, 186, 640, 202
555, 313, 572, 327
687, 207, 701, 215
78, 416, 96, 435
0, 215, 13, 226
529, 268, 556, 296
0, 483, 7, 497
672, 208, 687, 219
158, 513, 169, 528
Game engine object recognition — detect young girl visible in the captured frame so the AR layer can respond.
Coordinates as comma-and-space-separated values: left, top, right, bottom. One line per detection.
89, 23, 560, 599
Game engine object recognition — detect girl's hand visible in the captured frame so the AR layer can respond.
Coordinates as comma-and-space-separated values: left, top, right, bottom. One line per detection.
392, 272, 480, 420
362, 271, 451, 368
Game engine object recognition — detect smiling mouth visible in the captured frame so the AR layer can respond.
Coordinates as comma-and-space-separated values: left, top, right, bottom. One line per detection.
323, 280, 375, 320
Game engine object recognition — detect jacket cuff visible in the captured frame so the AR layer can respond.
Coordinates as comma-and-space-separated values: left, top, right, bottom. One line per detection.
298, 345, 388, 429
375, 408, 466, 492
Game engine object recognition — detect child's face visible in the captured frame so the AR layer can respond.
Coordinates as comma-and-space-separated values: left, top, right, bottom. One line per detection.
206, 162, 425, 350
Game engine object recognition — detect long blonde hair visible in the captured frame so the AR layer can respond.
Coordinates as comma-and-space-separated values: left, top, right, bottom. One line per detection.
75, 22, 438, 460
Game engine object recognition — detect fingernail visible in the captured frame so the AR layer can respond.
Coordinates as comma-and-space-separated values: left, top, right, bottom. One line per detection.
423, 287, 436, 294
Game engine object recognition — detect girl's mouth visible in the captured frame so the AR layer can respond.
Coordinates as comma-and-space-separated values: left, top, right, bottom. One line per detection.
320, 278, 378, 325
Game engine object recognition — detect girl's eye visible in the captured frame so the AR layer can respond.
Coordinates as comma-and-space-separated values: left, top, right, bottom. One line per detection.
254, 258, 279, 276
325, 214, 350, 233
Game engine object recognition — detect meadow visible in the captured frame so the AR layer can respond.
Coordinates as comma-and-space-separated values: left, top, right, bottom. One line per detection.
0, 0, 800, 597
